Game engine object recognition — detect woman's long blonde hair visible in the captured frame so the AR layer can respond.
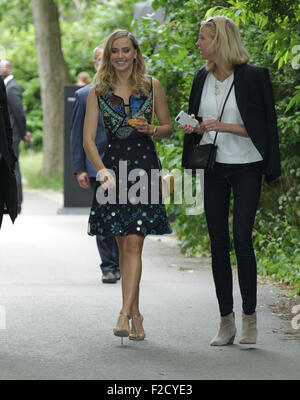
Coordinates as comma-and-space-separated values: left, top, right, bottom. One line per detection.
201, 16, 249, 74
94, 29, 150, 97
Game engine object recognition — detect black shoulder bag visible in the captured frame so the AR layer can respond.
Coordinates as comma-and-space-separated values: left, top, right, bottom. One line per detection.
187, 81, 234, 171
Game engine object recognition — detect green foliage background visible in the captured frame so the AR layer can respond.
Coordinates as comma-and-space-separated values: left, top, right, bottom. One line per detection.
0, 0, 299, 293
0, 0, 137, 151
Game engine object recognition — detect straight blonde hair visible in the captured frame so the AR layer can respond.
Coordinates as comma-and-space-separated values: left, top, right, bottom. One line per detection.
201, 16, 249, 74
94, 29, 150, 97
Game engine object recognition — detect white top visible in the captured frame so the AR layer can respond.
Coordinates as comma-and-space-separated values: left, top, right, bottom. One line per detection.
4, 75, 14, 86
198, 72, 263, 164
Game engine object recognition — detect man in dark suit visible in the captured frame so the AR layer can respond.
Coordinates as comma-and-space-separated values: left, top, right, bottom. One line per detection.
70, 45, 120, 284
0, 76, 18, 228
0, 59, 31, 214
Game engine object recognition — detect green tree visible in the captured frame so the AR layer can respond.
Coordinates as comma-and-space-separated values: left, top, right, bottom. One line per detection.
32, 0, 72, 176
0, 0, 136, 175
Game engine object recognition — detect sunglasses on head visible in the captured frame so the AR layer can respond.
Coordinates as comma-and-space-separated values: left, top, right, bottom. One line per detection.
205, 17, 216, 24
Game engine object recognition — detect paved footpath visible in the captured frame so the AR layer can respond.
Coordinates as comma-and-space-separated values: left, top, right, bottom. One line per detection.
0, 189, 299, 380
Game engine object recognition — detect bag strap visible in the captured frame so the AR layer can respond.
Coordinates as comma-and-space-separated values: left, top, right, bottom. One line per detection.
212, 80, 234, 145
152, 77, 155, 125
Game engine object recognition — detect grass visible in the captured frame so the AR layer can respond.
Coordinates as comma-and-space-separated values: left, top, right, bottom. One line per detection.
19, 151, 63, 192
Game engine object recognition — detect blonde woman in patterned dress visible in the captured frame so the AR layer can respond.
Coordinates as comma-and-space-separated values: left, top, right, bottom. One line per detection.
84, 30, 172, 344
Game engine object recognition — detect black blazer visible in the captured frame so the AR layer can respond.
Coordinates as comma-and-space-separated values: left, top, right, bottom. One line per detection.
6, 78, 26, 142
0, 77, 18, 227
182, 63, 281, 183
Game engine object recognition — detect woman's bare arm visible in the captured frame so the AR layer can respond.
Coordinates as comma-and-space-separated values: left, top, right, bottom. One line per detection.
152, 78, 172, 138
134, 78, 172, 138
202, 120, 249, 138
83, 87, 106, 171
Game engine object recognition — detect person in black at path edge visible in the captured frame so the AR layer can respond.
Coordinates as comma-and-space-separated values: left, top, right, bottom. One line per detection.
71, 45, 120, 284
181, 16, 281, 346
0, 59, 31, 214
0, 76, 18, 229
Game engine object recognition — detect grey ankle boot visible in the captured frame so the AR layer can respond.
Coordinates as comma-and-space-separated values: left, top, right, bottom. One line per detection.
210, 312, 237, 346
239, 311, 257, 344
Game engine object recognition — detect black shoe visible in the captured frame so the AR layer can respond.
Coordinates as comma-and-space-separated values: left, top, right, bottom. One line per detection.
102, 271, 117, 284
114, 269, 121, 280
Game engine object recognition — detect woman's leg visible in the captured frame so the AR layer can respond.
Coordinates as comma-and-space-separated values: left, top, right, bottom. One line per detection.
205, 165, 238, 345
116, 236, 125, 296
204, 166, 232, 316
115, 234, 145, 316
231, 164, 262, 315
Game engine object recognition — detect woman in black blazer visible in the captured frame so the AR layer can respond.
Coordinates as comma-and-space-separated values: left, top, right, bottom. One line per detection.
181, 16, 281, 346
0, 76, 18, 228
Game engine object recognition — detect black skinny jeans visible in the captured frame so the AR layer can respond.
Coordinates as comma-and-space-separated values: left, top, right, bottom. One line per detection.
204, 161, 263, 317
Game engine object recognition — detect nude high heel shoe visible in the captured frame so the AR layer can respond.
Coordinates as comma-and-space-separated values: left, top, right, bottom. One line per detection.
210, 312, 237, 346
129, 313, 146, 341
113, 311, 130, 345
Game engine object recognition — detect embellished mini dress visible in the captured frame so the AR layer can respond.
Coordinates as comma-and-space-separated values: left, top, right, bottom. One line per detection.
88, 79, 172, 237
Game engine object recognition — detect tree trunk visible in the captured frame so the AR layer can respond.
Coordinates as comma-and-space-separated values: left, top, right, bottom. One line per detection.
32, 0, 71, 176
